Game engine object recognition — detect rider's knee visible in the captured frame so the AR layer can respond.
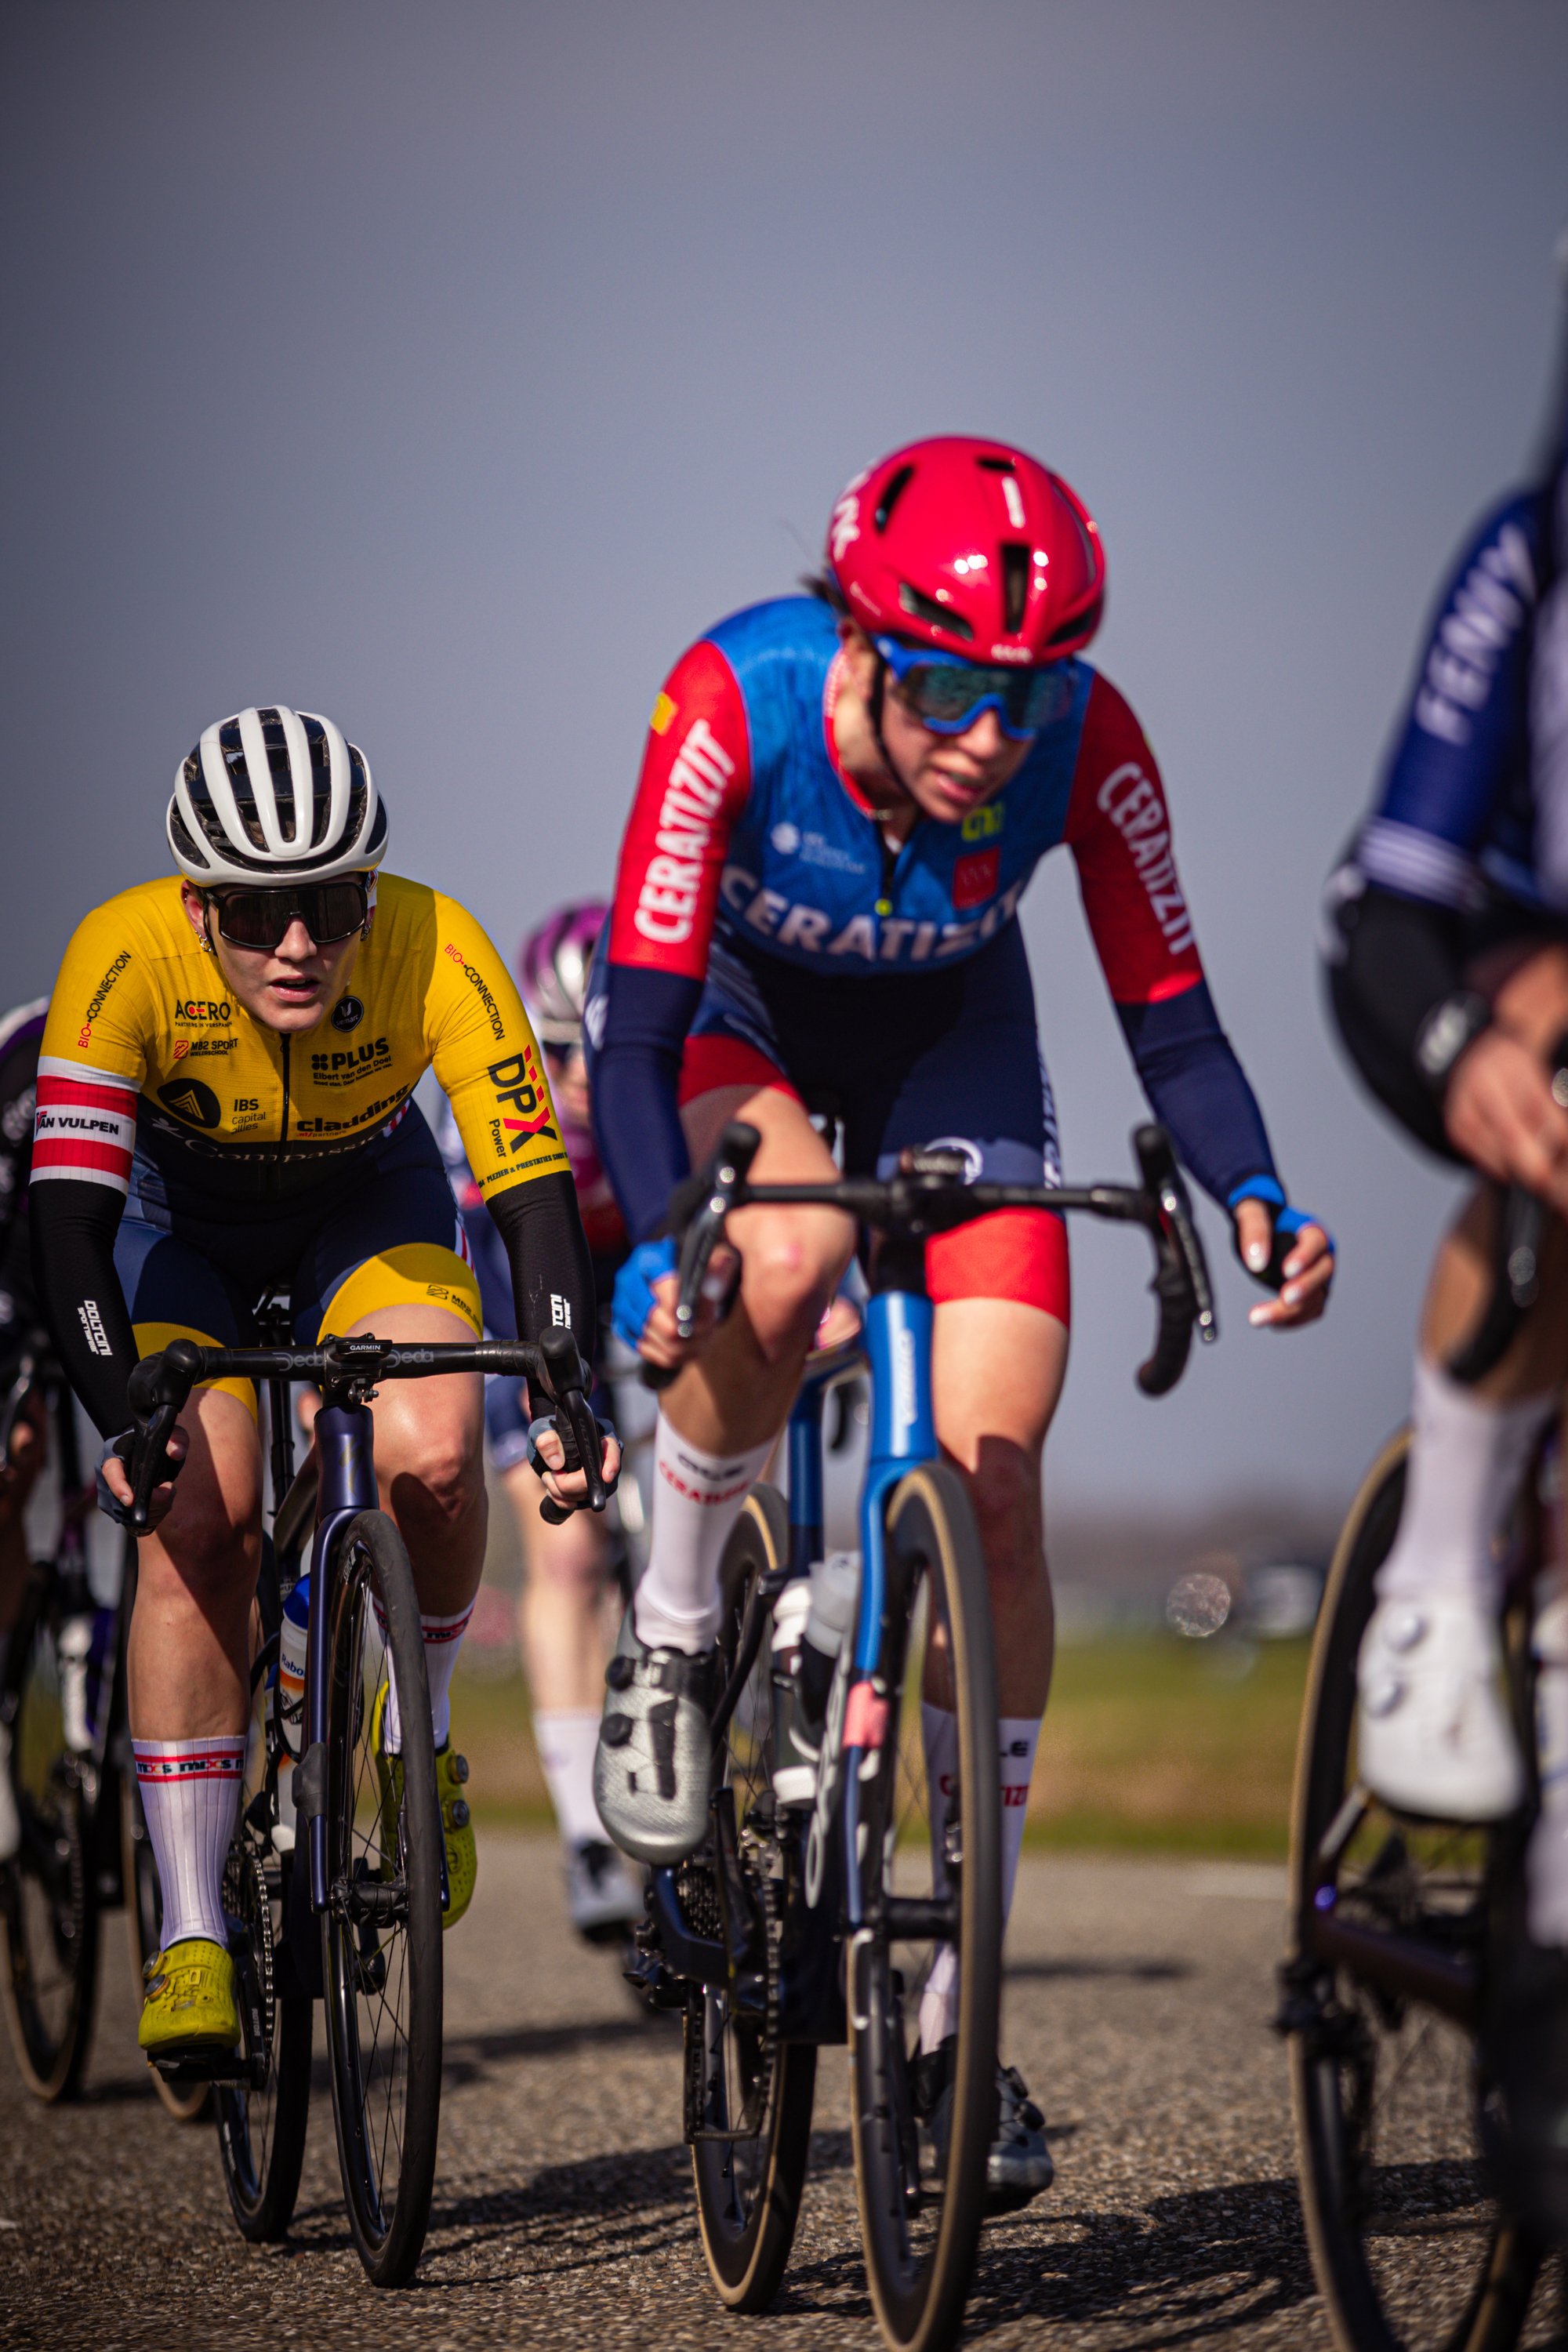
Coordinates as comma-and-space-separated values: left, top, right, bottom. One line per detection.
739, 1214, 844, 1357
957, 1440, 1043, 1572
387, 1414, 485, 1529
147, 1488, 260, 1611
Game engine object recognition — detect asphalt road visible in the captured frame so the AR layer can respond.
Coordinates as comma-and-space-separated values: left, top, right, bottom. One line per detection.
0, 1836, 1552, 2351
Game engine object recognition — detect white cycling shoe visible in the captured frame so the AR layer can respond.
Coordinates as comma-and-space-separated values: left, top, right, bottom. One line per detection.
1356, 1594, 1525, 1821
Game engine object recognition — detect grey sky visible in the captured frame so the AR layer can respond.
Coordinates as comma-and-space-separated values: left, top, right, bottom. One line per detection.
4, 2, 1566, 1518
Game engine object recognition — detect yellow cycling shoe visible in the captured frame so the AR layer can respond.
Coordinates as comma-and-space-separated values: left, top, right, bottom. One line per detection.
370, 1682, 474, 1928
437, 1741, 475, 1929
136, 1938, 240, 2060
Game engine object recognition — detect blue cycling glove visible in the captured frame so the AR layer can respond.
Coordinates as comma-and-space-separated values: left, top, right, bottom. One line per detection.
1226, 1176, 1334, 1294
612, 1236, 678, 1352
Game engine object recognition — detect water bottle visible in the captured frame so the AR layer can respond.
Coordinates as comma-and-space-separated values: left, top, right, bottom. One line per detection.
272, 1573, 309, 1856
771, 1552, 860, 1806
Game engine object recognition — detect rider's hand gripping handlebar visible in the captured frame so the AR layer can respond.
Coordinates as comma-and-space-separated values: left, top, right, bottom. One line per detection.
534, 1323, 611, 1525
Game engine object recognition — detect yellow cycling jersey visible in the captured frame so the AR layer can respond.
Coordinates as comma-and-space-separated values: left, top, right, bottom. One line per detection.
34, 872, 568, 1206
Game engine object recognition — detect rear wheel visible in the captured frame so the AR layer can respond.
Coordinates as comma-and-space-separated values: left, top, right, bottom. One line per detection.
0, 1572, 99, 2101
320, 1510, 444, 2288
691, 1484, 817, 2311
216, 1834, 311, 2239
851, 1463, 1001, 2352
121, 1769, 211, 2122
1287, 1432, 1543, 2352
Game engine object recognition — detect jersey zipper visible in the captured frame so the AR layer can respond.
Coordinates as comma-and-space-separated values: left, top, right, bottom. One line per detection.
877, 829, 898, 916
278, 1033, 291, 1164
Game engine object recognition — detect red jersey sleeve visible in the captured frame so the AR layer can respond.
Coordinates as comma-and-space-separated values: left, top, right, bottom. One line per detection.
606, 639, 753, 980
1063, 672, 1205, 1008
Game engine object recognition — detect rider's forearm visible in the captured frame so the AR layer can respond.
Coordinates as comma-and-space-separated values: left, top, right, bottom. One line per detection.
486, 1171, 597, 1414
590, 962, 702, 1242
1115, 978, 1279, 1206
28, 1176, 137, 1435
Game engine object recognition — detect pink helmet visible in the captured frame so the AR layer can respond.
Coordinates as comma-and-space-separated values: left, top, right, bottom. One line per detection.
518, 901, 607, 1047
826, 434, 1105, 665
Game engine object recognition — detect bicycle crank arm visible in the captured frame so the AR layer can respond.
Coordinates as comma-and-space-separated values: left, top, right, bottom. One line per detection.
1303, 1902, 1478, 2031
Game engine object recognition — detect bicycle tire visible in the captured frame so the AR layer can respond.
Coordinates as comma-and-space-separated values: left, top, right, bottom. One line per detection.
320, 1509, 443, 2288
1287, 1431, 1541, 2352
120, 1767, 212, 2123
216, 1834, 311, 2240
0, 1571, 99, 2102
851, 1461, 1001, 2352
691, 1483, 818, 2310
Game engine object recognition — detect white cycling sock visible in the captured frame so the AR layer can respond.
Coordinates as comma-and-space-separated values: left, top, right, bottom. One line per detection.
916, 1708, 1042, 2053
376, 1599, 475, 1753
133, 1737, 245, 1949
534, 1705, 608, 1849
633, 1417, 772, 1655
1375, 1356, 1556, 1607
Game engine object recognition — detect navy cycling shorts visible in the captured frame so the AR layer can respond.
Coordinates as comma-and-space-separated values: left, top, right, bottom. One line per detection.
674, 920, 1069, 1321
114, 1105, 480, 1411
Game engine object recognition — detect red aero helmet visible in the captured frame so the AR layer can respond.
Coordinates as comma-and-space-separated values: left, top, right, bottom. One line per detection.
826, 435, 1105, 666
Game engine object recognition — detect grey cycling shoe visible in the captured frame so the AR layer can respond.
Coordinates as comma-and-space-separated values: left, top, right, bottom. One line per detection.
914, 2036, 1055, 2216
565, 1837, 644, 1946
592, 1609, 720, 1867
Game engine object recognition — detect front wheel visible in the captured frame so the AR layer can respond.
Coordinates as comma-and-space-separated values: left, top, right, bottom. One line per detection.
1287, 1432, 1542, 2352
320, 1510, 444, 2288
0, 1575, 99, 2102
851, 1462, 1001, 2352
690, 1483, 818, 2312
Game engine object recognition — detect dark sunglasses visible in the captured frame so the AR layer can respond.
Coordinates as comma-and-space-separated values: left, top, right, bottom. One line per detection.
875, 636, 1076, 740
203, 878, 369, 950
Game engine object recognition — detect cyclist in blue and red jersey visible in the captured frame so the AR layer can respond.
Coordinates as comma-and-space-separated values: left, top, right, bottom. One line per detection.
586, 435, 1334, 2209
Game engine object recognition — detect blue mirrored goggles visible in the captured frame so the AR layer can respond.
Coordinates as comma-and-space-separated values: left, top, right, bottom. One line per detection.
874, 637, 1076, 740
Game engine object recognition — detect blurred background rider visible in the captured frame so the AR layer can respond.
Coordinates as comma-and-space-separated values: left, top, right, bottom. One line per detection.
438, 902, 644, 1944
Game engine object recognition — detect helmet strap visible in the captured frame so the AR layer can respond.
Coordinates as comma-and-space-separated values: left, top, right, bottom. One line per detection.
868, 655, 917, 806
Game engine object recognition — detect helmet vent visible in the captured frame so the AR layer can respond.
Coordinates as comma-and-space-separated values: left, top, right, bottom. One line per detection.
898, 581, 974, 641
1000, 543, 1030, 633
875, 464, 916, 532
975, 456, 1015, 471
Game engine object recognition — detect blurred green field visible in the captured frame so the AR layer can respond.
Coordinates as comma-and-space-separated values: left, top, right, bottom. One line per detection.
450, 1629, 1309, 1860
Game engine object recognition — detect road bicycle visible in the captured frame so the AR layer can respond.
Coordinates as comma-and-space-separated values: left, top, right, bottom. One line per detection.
1281, 1184, 1565, 2352
0, 1335, 208, 2120
120, 1318, 604, 2288
627, 1119, 1214, 2352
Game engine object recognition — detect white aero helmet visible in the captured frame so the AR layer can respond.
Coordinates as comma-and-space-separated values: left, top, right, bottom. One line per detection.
167, 705, 388, 886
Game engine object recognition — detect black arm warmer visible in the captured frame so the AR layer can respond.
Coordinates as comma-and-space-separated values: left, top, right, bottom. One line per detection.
486, 1170, 597, 1414
1329, 882, 1468, 1076
29, 1175, 138, 1437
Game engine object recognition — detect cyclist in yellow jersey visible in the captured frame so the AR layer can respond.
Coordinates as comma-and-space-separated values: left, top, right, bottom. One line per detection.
30, 705, 617, 2063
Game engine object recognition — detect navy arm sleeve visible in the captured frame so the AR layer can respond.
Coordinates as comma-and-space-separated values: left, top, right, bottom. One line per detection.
1115, 978, 1279, 1209
589, 964, 702, 1243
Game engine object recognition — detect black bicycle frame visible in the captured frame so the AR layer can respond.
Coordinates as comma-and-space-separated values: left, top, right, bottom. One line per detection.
298, 1398, 381, 1915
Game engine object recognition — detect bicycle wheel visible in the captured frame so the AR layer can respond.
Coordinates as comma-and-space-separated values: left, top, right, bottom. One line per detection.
120, 1765, 212, 2123
1287, 1431, 1543, 2352
216, 1831, 311, 2239
320, 1509, 443, 2287
691, 1483, 818, 2311
0, 1573, 99, 2101
851, 1461, 1001, 2352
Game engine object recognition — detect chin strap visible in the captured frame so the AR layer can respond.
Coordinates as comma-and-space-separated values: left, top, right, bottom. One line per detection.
867, 654, 917, 808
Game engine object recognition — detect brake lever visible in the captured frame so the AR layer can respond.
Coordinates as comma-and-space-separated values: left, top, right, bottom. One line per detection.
672, 1122, 761, 1343
125, 1338, 205, 1532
